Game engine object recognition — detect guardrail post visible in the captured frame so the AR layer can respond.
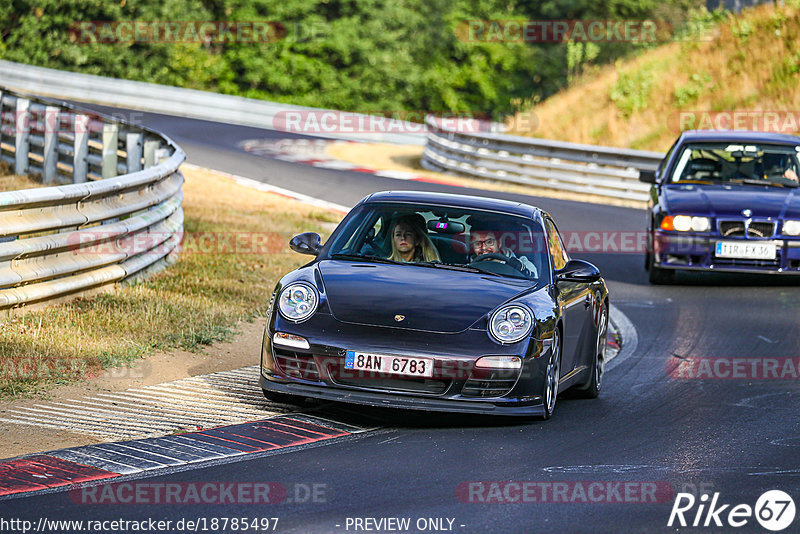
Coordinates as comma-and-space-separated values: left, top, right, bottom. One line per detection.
155, 146, 170, 164
43, 105, 59, 183
126, 132, 143, 172
14, 98, 30, 175
0, 89, 4, 154
143, 140, 159, 168
101, 122, 118, 179
73, 114, 89, 183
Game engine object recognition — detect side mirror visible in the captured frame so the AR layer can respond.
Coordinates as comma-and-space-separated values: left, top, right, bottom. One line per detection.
289, 232, 322, 256
556, 259, 601, 283
639, 169, 657, 184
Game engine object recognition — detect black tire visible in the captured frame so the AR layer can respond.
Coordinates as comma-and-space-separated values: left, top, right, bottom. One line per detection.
574, 302, 608, 399
541, 328, 562, 420
648, 253, 674, 285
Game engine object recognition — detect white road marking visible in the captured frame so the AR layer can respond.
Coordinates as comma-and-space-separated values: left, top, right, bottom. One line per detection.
607, 304, 638, 371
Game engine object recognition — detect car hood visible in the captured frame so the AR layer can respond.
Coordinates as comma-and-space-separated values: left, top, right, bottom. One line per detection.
318, 260, 534, 334
663, 184, 800, 219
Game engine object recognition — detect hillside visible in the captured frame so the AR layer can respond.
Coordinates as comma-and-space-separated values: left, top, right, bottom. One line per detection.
509, 2, 800, 152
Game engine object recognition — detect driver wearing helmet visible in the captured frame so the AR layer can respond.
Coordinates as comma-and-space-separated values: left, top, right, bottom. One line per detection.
467, 218, 537, 277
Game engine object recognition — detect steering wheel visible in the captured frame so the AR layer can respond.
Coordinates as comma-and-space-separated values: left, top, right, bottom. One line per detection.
471, 253, 510, 264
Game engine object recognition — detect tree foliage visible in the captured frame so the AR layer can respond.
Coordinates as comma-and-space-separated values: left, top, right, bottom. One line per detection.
0, 0, 695, 118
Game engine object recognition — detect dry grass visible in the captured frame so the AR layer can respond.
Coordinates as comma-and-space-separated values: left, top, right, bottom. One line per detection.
0, 166, 343, 397
509, 2, 800, 151
0, 166, 43, 192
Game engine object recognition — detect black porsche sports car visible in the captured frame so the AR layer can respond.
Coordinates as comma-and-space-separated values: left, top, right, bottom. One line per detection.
260, 191, 609, 418
641, 130, 800, 284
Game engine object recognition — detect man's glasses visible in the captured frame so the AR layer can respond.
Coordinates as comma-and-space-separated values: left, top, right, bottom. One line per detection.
471, 238, 496, 249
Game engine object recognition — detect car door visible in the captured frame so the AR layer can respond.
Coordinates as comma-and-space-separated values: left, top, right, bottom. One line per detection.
546, 217, 591, 374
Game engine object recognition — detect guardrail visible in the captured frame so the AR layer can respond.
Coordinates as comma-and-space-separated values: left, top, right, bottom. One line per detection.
0, 60, 427, 146
0, 86, 185, 316
421, 115, 665, 203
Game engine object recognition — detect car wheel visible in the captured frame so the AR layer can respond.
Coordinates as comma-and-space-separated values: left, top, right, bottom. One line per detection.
262, 389, 304, 406
648, 253, 674, 285
575, 302, 608, 399
542, 329, 561, 420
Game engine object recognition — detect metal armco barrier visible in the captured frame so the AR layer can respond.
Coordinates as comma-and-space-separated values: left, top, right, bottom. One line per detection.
0, 86, 185, 316
0, 60, 426, 146
422, 115, 665, 203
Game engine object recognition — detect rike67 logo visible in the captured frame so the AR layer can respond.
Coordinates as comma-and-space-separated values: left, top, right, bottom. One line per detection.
668, 490, 796, 531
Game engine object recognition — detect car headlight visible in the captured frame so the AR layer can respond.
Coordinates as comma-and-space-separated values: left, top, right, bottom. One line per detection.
278, 282, 318, 322
489, 304, 534, 344
783, 220, 800, 236
661, 215, 711, 232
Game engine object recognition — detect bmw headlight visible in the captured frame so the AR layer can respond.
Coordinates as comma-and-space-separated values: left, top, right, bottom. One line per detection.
668, 215, 711, 232
489, 304, 534, 344
783, 220, 800, 236
278, 282, 318, 322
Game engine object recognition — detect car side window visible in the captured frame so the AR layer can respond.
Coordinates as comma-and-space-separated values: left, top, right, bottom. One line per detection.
545, 218, 569, 271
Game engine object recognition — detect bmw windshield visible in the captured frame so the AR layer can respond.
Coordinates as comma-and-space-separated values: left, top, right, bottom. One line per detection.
669, 142, 800, 187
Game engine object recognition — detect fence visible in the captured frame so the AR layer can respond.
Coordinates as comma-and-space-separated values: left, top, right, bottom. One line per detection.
0, 87, 185, 316
0, 60, 426, 146
422, 115, 665, 203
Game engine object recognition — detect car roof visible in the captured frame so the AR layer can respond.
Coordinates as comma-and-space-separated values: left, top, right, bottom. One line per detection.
679, 130, 800, 146
360, 190, 542, 219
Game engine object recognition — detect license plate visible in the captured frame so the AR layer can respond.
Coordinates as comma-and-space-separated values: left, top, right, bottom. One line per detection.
715, 241, 776, 260
344, 351, 434, 378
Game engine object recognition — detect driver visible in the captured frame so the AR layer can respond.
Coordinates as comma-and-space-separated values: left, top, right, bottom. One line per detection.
468, 218, 537, 277
762, 153, 799, 183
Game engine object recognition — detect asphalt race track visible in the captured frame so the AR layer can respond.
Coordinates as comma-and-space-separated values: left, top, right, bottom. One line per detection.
2, 110, 800, 533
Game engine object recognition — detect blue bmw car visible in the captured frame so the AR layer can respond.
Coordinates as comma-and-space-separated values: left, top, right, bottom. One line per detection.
260, 191, 609, 419
641, 130, 800, 284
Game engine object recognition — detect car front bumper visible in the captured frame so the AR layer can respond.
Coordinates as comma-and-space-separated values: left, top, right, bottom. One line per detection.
259, 313, 552, 416
259, 374, 547, 416
653, 231, 800, 274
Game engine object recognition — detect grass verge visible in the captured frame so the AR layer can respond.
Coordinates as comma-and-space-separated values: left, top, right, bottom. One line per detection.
0, 166, 342, 398
509, 2, 800, 151
0, 166, 43, 192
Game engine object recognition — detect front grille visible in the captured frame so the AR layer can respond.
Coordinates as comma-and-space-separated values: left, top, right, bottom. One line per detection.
461, 367, 520, 398
331, 373, 450, 394
713, 258, 781, 269
273, 348, 321, 381
719, 220, 775, 238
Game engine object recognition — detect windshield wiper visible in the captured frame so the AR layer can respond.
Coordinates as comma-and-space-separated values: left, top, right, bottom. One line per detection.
329, 253, 399, 264
728, 178, 795, 188
415, 261, 485, 273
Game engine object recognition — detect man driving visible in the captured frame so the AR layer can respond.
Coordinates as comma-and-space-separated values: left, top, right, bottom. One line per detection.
762, 153, 799, 183
467, 218, 538, 277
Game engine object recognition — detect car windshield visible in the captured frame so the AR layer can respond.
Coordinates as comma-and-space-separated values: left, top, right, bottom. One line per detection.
669, 142, 800, 187
325, 202, 548, 281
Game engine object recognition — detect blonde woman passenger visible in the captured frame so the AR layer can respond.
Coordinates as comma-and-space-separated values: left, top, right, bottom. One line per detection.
388, 214, 440, 263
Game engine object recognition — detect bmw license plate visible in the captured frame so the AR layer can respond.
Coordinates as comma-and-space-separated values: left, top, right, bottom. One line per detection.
715, 241, 776, 260
344, 351, 434, 378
